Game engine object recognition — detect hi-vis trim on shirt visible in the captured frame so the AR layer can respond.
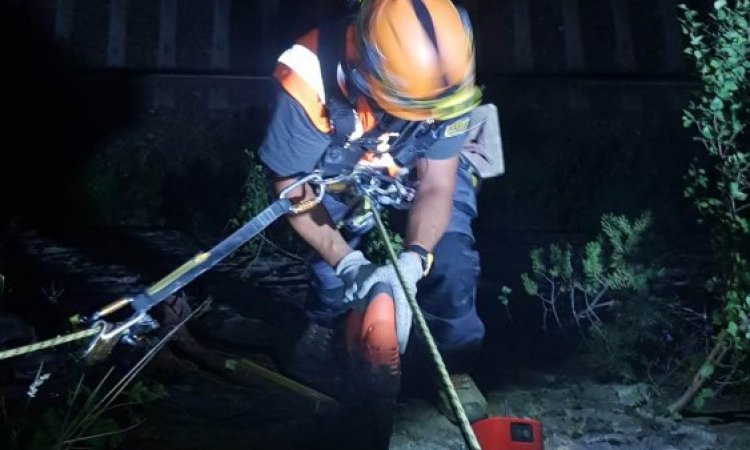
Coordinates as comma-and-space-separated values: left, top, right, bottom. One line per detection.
444, 117, 470, 138
278, 44, 326, 104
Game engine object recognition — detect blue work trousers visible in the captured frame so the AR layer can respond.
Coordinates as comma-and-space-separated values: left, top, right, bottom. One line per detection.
306, 161, 485, 373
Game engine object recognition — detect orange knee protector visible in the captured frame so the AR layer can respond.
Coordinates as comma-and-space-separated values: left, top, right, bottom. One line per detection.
345, 292, 400, 376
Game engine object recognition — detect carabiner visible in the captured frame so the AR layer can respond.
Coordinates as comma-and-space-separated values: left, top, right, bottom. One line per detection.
80, 311, 151, 364
279, 173, 327, 214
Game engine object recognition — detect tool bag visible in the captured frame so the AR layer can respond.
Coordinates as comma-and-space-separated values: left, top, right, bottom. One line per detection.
461, 103, 505, 179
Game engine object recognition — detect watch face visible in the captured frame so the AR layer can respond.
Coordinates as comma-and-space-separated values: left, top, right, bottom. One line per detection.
405, 244, 433, 275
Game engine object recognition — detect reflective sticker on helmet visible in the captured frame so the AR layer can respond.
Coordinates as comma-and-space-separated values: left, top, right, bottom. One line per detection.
443, 117, 470, 138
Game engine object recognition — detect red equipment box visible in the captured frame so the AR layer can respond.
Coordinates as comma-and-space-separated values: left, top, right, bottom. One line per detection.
471, 417, 543, 450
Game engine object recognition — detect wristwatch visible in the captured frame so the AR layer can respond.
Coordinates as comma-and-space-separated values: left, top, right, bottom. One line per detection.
405, 244, 434, 277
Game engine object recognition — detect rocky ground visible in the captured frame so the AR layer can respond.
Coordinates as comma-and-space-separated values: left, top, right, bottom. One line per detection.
390, 377, 750, 450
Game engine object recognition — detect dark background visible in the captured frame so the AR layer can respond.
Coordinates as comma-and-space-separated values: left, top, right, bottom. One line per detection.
0, 0, 705, 230
0, 0, 712, 369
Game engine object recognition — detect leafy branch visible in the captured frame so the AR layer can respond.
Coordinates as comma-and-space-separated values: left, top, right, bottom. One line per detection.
669, 0, 750, 414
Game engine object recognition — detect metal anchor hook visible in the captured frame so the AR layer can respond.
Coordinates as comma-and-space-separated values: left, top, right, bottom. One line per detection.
81, 311, 157, 364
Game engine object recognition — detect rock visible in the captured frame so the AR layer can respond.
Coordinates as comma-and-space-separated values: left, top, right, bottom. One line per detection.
581, 432, 634, 446
613, 383, 652, 407
670, 425, 718, 449
190, 303, 280, 349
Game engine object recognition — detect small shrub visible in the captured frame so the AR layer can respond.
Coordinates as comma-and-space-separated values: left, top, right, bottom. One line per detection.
520, 212, 658, 334
518, 212, 674, 379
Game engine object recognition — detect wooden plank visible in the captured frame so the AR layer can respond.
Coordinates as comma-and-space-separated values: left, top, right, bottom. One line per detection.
210, 0, 231, 70
259, 0, 280, 71
209, 0, 231, 110
157, 0, 177, 69
660, 0, 687, 110
561, 0, 588, 109
609, 0, 640, 111
659, 0, 686, 73
512, 0, 533, 72
54, 0, 75, 45
561, 0, 584, 71
106, 0, 127, 67
154, 0, 178, 110
609, 0, 636, 71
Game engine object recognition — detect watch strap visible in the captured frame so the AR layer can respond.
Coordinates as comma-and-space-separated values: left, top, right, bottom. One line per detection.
405, 244, 434, 277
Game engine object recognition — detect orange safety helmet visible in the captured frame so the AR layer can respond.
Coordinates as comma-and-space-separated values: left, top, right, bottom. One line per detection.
348, 0, 482, 121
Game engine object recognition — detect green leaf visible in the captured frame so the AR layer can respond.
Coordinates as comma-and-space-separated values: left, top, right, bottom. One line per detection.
521, 273, 539, 297
530, 248, 545, 274
730, 182, 748, 201
714, 0, 727, 9
710, 98, 724, 111
699, 363, 715, 379
693, 388, 714, 410
728, 321, 738, 336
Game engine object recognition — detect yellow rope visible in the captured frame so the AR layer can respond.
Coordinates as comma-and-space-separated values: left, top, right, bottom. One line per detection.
368, 198, 482, 450
0, 325, 103, 361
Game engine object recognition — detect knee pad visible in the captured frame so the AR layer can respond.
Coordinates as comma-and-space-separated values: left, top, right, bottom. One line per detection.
345, 291, 400, 377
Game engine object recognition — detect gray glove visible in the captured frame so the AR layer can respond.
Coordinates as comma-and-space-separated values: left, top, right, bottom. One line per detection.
335, 250, 424, 353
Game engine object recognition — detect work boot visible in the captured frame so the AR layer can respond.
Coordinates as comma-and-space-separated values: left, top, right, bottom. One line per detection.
290, 322, 344, 395
436, 373, 488, 424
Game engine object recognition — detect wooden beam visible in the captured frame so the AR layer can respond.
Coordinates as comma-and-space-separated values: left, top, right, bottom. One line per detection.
209, 0, 231, 110
561, 0, 588, 110
210, 0, 231, 70
54, 0, 75, 45
512, 0, 533, 72
609, 0, 636, 71
561, 0, 584, 71
106, 0, 127, 67
659, 0, 686, 73
154, 0, 177, 109
157, 0, 177, 69
609, 0, 640, 111
259, 0, 280, 72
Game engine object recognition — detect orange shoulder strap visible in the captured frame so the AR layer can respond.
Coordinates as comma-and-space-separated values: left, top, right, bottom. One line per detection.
274, 29, 331, 133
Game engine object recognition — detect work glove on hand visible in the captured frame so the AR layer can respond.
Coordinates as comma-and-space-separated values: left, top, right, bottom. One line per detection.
335, 250, 424, 353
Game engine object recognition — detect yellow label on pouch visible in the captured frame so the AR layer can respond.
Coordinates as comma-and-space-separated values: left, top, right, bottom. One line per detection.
444, 117, 470, 138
